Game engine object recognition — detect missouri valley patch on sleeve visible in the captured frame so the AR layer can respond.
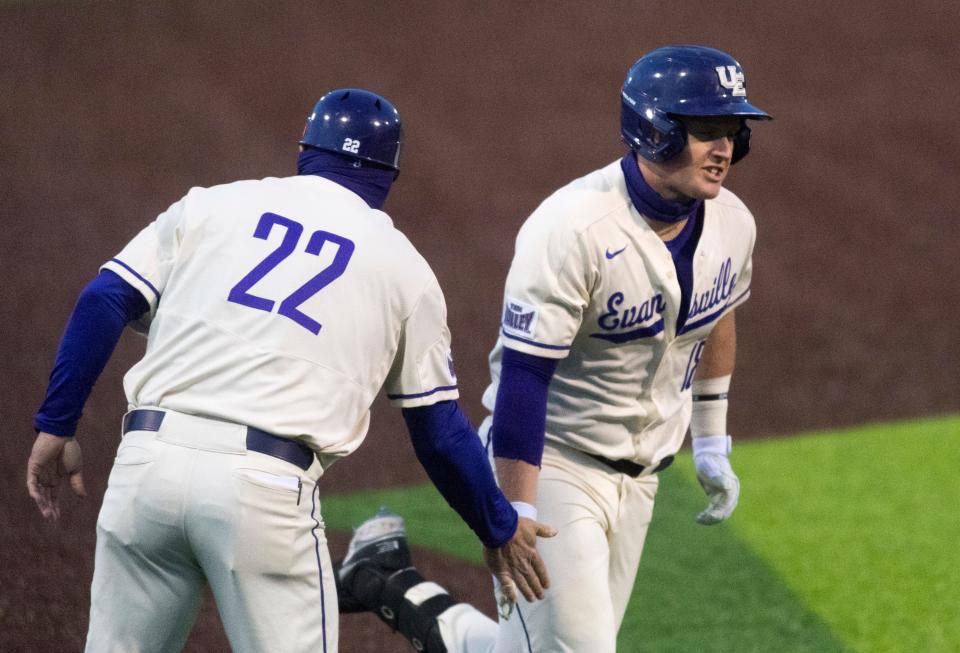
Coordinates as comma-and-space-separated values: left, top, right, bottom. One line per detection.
502, 297, 539, 339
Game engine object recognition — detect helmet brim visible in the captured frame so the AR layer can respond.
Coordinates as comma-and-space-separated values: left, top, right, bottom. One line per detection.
669, 100, 772, 120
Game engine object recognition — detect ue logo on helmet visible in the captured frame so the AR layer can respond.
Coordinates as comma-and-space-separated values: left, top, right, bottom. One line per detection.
715, 65, 746, 96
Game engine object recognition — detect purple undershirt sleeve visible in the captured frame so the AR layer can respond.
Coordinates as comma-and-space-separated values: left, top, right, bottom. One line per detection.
491, 347, 558, 467
402, 400, 518, 548
34, 270, 150, 437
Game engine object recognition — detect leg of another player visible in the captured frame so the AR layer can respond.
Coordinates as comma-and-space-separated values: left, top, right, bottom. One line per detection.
369, 575, 501, 653
336, 453, 641, 653
337, 508, 500, 653
435, 603, 499, 653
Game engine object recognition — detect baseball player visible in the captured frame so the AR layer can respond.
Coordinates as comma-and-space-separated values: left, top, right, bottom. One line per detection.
25, 88, 552, 653
333, 45, 771, 652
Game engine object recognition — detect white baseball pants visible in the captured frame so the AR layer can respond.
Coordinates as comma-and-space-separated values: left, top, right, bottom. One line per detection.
84, 409, 335, 653
437, 421, 659, 652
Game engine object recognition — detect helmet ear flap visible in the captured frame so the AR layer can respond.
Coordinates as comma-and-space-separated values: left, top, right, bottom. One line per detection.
621, 100, 687, 162
731, 122, 752, 165
641, 112, 687, 162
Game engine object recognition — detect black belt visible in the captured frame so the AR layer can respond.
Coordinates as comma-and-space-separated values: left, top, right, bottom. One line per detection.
122, 409, 315, 471
587, 452, 674, 478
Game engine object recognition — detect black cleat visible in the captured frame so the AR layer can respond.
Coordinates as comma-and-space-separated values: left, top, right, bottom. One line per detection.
335, 507, 412, 612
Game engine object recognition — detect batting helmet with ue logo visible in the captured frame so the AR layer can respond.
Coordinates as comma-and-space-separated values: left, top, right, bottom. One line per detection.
620, 45, 771, 165
300, 88, 403, 172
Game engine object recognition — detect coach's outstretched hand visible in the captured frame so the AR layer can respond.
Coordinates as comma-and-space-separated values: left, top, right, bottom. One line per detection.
692, 434, 740, 525
26, 432, 86, 522
484, 516, 556, 609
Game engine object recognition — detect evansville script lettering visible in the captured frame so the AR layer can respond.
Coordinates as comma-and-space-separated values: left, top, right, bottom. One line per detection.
687, 257, 737, 321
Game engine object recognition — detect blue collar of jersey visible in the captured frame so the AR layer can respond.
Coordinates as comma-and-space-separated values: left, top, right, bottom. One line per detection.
297, 148, 395, 210
620, 152, 703, 225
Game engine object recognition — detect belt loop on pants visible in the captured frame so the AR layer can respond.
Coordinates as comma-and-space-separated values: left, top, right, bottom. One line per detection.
122, 409, 315, 471
586, 452, 674, 478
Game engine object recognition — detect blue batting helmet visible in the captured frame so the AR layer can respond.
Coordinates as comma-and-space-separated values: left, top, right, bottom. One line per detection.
300, 88, 402, 171
620, 45, 771, 164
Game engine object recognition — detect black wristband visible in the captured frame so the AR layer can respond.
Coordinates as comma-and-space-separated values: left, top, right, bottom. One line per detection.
692, 392, 728, 402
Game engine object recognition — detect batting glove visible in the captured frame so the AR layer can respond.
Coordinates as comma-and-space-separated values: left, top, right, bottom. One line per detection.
692, 435, 739, 525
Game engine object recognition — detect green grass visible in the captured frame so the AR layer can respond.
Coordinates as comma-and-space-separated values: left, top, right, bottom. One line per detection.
322, 483, 487, 564
322, 415, 960, 652
719, 415, 960, 653
621, 458, 845, 652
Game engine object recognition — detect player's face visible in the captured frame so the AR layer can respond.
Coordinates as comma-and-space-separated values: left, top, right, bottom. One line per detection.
646, 116, 742, 202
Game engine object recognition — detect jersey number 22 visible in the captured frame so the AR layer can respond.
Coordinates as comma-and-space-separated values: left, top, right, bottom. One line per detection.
227, 212, 355, 335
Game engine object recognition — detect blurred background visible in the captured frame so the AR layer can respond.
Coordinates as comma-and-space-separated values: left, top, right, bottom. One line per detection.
2, 1, 957, 650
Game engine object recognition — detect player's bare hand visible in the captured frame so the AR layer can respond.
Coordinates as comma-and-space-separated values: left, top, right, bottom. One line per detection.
26, 432, 86, 522
483, 516, 556, 604
692, 435, 739, 525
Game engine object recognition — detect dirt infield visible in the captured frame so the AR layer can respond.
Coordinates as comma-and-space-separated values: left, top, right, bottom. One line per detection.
1, 1, 957, 650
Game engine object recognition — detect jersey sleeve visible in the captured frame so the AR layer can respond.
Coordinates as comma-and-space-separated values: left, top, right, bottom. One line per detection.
726, 256, 752, 311
724, 211, 756, 312
385, 273, 460, 408
498, 207, 592, 359
99, 195, 187, 325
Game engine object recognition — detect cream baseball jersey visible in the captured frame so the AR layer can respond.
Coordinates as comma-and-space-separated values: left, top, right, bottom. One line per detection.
481, 159, 755, 465
102, 175, 458, 458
